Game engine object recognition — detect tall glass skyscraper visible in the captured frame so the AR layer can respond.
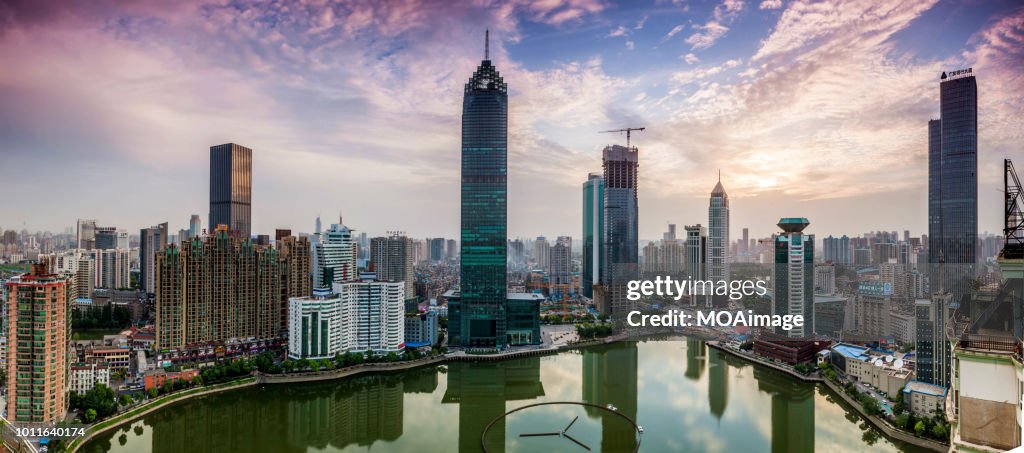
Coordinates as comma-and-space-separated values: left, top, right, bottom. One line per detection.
599, 144, 638, 315
582, 173, 604, 299
209, 143, 253, 239
453, 32, 508, 348
928, 70, 977, 306
708, 177, 729, 294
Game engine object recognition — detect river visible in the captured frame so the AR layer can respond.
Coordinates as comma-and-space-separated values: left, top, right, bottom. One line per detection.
80, 338, 926, 452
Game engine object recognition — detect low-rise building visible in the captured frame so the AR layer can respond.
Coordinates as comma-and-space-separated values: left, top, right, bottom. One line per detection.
405, 311, 439, 347
69, 362, 111, 395
86, 347, 131, 372
143, 368, 199, 391
830, 342, 914, 396
903, 380, 947, 418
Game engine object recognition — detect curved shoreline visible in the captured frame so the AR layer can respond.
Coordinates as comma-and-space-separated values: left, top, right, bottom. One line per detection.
68, 377, 256, 453
706, 341, 949, 452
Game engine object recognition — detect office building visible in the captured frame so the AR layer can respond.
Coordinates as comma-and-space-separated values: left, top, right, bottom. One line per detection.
405, 311, 439, 346
453, 32, 509, 348
96, 248, 131, 290
928, 69, 978, 306
772, 218, 814, 337
189, 214, 202, 239
5, 264, 71, 423
429, 238, 446, 263
94, 227, 127, 250
814, 263, 835, 295
446, 239, 457, 261
708, 176, 729, 289
598, 144, 639, 315
856, 281, 893, 340
209, 143, 253, 239
582, 173, 604, 299
532, 236, 550, 271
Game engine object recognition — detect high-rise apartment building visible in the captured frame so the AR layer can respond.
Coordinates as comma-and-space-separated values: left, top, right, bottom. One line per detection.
599, 144, 639, 315
140, 222, 168, 294
312, 223, 357, 290
533, 236, 550, 271
928, 69, 977, 306
209, 143, 253, 239
549, 236, 572, 298
96, 249, 131, 290
76, 219, 97, 249
277, 234, 311, 335
370, 232, 415, 306
5, 264, 71, 423
582, 173, 604, 299
772, 218, 815, 337
708, 177, 730, 291
429, 238, 446, 263
154, 228, 284, 350
453, 32, 509, 348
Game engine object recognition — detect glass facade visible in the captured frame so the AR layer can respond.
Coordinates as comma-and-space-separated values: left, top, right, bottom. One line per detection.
708, 181, 729, 287
773, 218, 814, 338
455, 57, 509, 348
582, 174, 603, 299
600, 145, 638, 315
209, 143, 253, 239
927, 73, 977, 305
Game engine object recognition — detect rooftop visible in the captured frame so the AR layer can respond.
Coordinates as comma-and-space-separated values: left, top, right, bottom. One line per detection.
832, 343, 870, 360
904, 380, 947, 397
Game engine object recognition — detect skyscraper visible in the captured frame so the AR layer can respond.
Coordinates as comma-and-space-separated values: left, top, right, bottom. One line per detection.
533, 236, 550, 271
453, 31, 509, 348
549, 236, 573, 298
76, 218, 97, 249
928, 69, 977, 306
773, 218, 815, 338
598, 144, 639, 315
189, 214, 202, 239
429, 238, 446, 263
686, 224, 708, 307
312, 223, 357, 289
5, 263, 71, 423
708, 176, 730, 293
139, 222, 168, 294
209, 143, 253, 239
582, 173, 604, 299
371, 232, 416, 308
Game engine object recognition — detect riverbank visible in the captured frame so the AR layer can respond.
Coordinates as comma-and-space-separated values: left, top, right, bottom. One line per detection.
707, 341, 948, 452
67, 377, 256, 453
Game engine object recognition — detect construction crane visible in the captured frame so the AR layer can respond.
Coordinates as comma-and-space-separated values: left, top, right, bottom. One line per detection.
599, 127, 646, 149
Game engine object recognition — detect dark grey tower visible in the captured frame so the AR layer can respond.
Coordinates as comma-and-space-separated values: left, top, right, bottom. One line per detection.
452, 31, 509, 348
209, 143, 253, 238
928, 70, 977, 305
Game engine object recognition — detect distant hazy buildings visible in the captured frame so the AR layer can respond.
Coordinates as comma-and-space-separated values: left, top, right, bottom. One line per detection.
77, 218, 96, 249
708, 177, 730, 291
533, 236, 550, 271
453, 33, 509, 348
209, 143, 253, 239
5, 264, 70, 423
598, 144, 639, 315
928, 69, 978, 305
549, 236, 572, 298
772, 218, 814, 338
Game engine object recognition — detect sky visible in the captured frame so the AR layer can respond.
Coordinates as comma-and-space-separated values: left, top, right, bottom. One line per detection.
1, 0, 1022, 241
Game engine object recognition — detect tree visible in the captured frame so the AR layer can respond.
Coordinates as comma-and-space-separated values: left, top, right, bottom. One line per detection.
84, 409, 97, 423
147, 388, 158, 399
894, 414, 909, 430
119, 394, 132, 407
931, 423, 949, 439
914, 420, 926, 437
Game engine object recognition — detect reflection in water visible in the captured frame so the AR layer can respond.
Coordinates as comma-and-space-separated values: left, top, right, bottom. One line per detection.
582, 343, 639, 452
755, 366, 815, 453
708, 349, 728, 420
685, 339, 706, 381
81, 340, 921, 453
442, 357, 545, 452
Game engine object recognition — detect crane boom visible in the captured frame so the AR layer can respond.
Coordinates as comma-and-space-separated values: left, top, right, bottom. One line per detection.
599, 127, 646, 149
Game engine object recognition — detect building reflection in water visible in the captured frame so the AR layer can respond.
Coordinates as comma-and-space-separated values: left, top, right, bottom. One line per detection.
582, 342, 639, 452
754, 366, 815, 453
145, 367, 438, 453
685, 339, 706, 381
442, 357, 546, 452
707, 349, 728, 421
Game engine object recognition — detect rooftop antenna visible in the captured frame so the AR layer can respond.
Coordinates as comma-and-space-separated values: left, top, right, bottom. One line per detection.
485, 29, 490, 60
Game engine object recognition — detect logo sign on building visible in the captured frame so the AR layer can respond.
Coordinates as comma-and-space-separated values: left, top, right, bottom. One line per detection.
858, 281, 892, 296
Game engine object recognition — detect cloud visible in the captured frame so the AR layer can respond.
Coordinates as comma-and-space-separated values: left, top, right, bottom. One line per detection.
664, 24, 685, 41
759, 0, 782, 10
684, 52, 700, 64
608, 25, 628, 37
686, 21, 730, 50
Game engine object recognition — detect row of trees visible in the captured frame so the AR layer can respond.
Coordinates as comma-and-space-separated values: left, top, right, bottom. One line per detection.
71, 305, 132, 330
70, 384, 139, 423
575, 322, 613, 339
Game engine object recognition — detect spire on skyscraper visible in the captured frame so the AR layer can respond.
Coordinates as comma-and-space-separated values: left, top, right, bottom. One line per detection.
485, 29, 489, 60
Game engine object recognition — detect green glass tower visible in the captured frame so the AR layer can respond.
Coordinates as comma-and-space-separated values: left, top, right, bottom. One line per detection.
582, 173, 604, 298
453, 31, 508, 348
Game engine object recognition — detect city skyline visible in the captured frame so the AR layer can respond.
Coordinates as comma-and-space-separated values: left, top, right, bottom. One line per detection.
1, 1, 1022, 240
